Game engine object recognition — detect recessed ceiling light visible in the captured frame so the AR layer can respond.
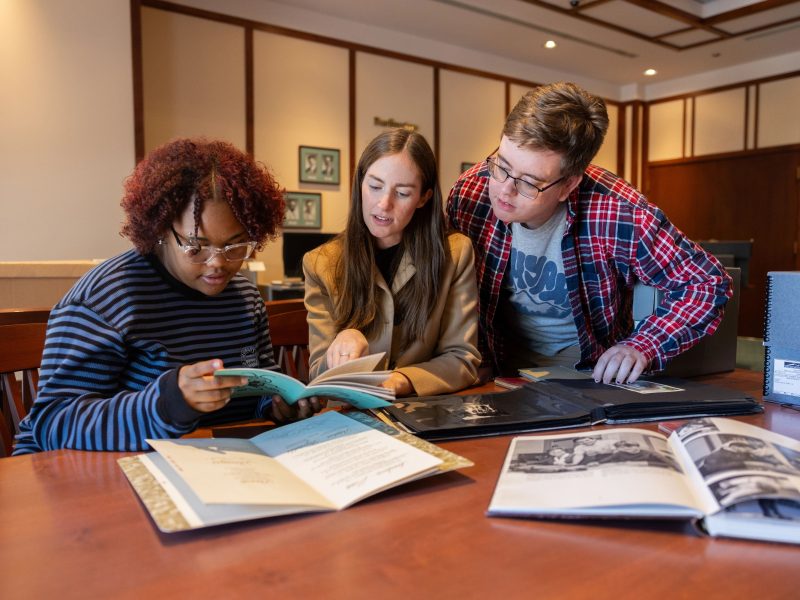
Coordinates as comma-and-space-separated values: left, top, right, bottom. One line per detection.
544, 40, 557, 49
644, 68, 657, 76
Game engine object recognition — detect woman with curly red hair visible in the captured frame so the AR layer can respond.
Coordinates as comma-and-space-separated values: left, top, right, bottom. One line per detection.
14, 138, 322, 454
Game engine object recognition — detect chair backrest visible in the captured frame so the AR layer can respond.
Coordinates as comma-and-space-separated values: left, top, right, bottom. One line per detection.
268, 309, 310, 383
264, 298, 305, 318
0, 307, 51, 326
0, 322, 47, 457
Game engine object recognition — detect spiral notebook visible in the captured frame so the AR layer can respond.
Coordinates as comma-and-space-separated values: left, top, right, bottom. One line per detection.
763, 271, 800, 407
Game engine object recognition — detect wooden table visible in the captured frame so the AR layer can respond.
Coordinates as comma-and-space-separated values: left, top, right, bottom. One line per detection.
3, 370, 800, 599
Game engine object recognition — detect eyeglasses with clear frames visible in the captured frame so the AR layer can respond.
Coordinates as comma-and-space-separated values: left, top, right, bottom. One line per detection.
170, 227, 256, 264
486, 153, 565, 200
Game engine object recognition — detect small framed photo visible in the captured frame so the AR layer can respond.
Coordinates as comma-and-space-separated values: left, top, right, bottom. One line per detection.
299, 146, 340, 185
460, 161, 475, 173
284, 192, 322, 229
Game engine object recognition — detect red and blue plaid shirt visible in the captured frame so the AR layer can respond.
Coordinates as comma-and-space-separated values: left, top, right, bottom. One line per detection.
447, 161, 731, 374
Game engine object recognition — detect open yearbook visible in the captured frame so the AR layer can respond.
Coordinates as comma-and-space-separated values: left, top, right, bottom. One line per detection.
377, 376, 760, 440
119, 411, 472, 532
216, 352, 394, 409
488, 417, 800, 544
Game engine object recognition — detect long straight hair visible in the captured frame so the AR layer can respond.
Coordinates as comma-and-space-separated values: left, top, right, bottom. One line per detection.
331, 129, 447, 343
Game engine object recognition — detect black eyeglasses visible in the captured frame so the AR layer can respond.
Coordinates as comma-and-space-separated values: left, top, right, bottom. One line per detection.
486, 154, 564, 200
170, 227, 256, 264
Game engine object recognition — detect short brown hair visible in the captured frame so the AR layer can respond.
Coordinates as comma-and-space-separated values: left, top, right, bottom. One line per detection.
121, 138, 285, 253
503, 82, 609, 177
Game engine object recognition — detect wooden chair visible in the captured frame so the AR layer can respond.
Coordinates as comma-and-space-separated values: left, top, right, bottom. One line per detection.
264, 298, 305, 318
0, 306, 51, 326
0, 323, 47, 457
268, 309, 310, 383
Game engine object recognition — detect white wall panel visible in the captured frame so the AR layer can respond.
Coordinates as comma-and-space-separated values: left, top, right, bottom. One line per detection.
142, 8, 246, 153
355, 53, 434, 157
694, 88, 745, 156
648, 99, 684, 162
439, 70, 505, 194
758, 76, 800, 148
253, 32, 349, 282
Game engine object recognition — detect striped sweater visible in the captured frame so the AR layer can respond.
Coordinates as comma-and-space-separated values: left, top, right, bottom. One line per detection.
13, 250, 277, 454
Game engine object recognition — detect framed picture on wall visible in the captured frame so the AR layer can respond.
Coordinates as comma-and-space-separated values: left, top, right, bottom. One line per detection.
284, 192, 322, 229
299, 146, 340, 185
460, 161, 476, 173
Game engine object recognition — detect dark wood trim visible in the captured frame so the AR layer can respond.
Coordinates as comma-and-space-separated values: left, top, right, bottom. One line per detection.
641, 102, 649, 192
630, 101, 642, 188
677, 15, 800, 50
754, 83, 761, 149
647, 70, 800, 105
681, 98, 687, 158
624, 0, 729, 36
647, 142, 800, 167
348, 49, 356, 190
434, 67, 440, 164
690, 96, 696, 157
130, 0, 145, 163
517, 0, 685, 50
705, 0, 799, 25
244, 26, 254, 156
616, 103, 626, 178
140, 0, 543, 90
743, 82, 749, 152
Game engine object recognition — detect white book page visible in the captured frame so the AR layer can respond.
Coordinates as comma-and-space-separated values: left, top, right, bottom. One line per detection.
147, 438, 333, 508
138, 454, 319, 530
252, 411, 443, 508
669, 417, 800, 515
489, 429, 703, 517
310, 352, 387, 383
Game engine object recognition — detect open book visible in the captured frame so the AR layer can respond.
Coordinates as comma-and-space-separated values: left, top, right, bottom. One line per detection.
488, 417, 800, 544
119, 411, 472, 532
216, 352, 394, 409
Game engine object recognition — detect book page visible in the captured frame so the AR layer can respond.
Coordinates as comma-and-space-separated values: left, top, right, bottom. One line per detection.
147, 438, 332, 508
252, 411, 443, 509
298, 383, 393, 408
669, 417, 800, 515
310, 352, 386, 383
488, 428, 703, 518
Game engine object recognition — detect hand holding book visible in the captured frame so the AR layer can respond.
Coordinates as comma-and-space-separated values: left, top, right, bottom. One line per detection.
216, 352, 395, 410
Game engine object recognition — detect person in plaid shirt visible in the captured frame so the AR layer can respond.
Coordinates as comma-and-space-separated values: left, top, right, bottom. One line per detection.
447, 82, 731, 385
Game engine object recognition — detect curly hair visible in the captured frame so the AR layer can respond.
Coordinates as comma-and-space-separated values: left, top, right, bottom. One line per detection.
121, 138, 285, 253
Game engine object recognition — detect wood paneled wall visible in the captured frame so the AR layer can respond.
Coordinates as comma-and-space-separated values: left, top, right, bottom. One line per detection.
646, 148, 800, 337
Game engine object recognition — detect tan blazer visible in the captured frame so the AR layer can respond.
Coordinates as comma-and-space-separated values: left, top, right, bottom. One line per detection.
302, 232, 481, 396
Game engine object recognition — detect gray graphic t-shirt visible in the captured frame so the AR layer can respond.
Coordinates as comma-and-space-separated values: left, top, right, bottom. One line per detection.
502, 204, 578, 356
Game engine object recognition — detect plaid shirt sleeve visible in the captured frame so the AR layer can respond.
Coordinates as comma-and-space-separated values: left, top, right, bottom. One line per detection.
573, 166, 732, 372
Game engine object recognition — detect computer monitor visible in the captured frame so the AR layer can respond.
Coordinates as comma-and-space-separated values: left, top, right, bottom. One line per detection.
698, 239, 753, 286
281, 232, 335, 280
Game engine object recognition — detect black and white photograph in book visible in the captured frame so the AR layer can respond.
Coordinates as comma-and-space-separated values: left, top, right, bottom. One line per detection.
508, 431, 681, 474
686, 434, 798, 478
675, 418, 720, 442
709, 473, 800, 507
299, 146, 340, 184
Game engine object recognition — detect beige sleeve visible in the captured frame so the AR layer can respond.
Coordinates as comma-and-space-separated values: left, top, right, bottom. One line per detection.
302, 250, 338, 380
395, 234, 481, 396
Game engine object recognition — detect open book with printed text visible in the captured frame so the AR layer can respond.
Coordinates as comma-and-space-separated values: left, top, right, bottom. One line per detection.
488, 417, 800, 544
119, 411, 472, 532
